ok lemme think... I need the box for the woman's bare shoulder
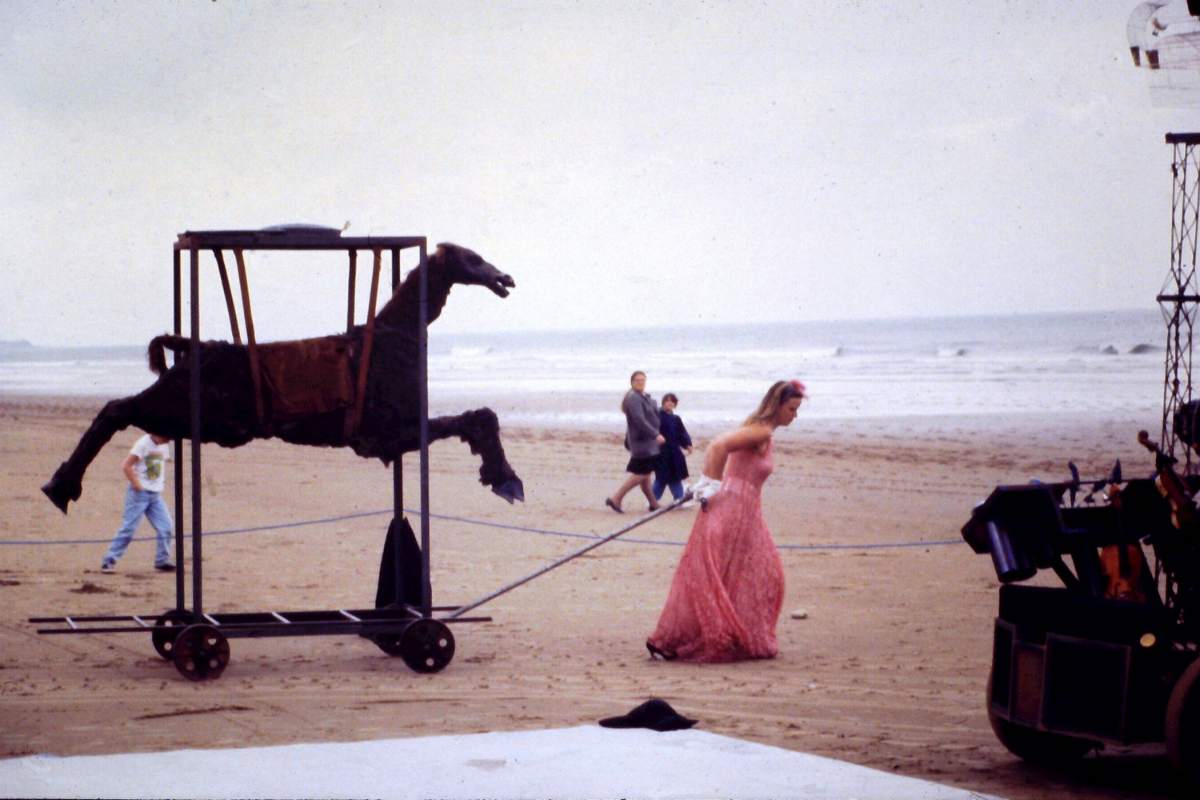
[714,422,772,451]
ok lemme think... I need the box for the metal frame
[1158,136,1200,639]
[30,606,490,639]
[168,227,431,622]
[1160,133,1200,471]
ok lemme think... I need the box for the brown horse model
[42,243,523,513]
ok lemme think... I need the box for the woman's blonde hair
[743,380,806,426]
[621,370,647,411]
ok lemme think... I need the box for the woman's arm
[702,424,771,480]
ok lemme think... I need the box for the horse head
[434,243,515,298]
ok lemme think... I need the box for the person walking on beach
[646,380,807,662]
[606,371,665,513]
[100,433,175,573]
[653,393,693,504]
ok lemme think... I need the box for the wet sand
[0,395,1193,799]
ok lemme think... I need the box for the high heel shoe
[605,498,624,513]
[646,641,677,661]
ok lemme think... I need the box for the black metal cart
[32,226,486,679]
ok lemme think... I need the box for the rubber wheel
[172,624,230,681]
[986,670,1095,765]
[399,618,455,674]
[1167,658,1200,781]
[151,609,191,660]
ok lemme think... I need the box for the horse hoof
[41,481,71,514]
[492,477,524,504]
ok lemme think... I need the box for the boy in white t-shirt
[100,433,175,573]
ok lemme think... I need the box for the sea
[0,309,1170,433]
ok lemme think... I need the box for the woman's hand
[689,475,722,509]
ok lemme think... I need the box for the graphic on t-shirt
[143,454,164,482]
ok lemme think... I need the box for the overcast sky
[2,0,1198,347]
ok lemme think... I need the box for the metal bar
[175,232,425,251]
[346,249,357,333]
[132,616,151,628]
[203,613,220,626]
[173,247,185,613]
[31,615,148,623]
[419,242,431,614]
[190,248,203,621]
[391,247,404,604]
[38,626,162,636]
[442,494,692,620]
[32,607,462,625]
[37,617,493,637]
[344,250,380,440]
[271,612,289,623]
[235,250,266,428]
[213,250,242,344]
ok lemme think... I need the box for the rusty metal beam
[213,250,242,344]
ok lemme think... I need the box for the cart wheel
[151,609,191,660]
[399,618,455,673]
[986,670,1095,765]
[372,628,408,657]
[1167,658,1200,781]
[172,624,230,681]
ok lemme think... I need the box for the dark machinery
[962,135,1200,781]
[962,469,1197,776]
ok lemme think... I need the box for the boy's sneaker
[155,562,176,572]
[100,561,116,573]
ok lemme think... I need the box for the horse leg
[41,393,164,513]
[40,366,206,513]
[428,408,524,503]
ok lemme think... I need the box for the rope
[2,506,960,551]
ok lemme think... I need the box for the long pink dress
[647,438,785,662]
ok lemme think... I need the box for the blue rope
[0,506,955,551]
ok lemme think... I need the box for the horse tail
[147,334,192,375]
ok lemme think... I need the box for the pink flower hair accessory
[784,380,809,400]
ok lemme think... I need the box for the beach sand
[0,396,1192,799]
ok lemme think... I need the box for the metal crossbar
[30,607,490,638]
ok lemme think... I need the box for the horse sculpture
[42,242,523,513]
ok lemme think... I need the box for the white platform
[0,725,1003,800]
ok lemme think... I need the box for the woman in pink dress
[646,380,807,663]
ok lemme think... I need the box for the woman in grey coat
[606,370,665,513]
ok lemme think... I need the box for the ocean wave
[447,346,494,358]
[2,311,1168,420]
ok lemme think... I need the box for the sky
[2,0,1199,347]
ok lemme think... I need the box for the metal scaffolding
[1160,133,1200,472]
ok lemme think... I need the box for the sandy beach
[0,395,1192,799]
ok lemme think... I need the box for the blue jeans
[105,487,173,566]
[653,479,685,501]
